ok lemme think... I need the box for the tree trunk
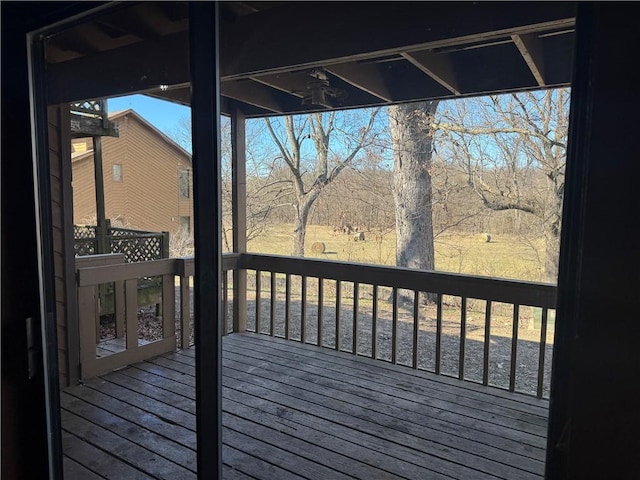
[543,184,563,281]
[389,101,438,269]
[389,101,439,302]
[291,194,316,257]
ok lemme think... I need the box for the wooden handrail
[77,258,178,286]
[238,253,556,309]
[235,252,557,399]
[76,252,557,397]
[177,253,240,277]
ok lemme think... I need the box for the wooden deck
[62,333,549,480]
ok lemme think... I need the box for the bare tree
[166,116,288,251]
[433,89,569,280]
[388,101,439,274]
[265,109,380,256]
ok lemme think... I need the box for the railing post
[233,268,247,333]
[162,271,176,340]
[178,258,192,349]
[161,231,170,259]
[231,107,247,333]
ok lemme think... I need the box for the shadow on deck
[62,333,549,480]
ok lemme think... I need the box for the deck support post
[190,3,223,478]
[231,106,247,333]
[92,135,109,254]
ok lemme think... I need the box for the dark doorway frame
[23,3,223,478]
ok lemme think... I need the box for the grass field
[247,223,549,282]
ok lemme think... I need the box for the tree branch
[432,122,566,149]
[264,117,297,173]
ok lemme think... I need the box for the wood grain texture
[62,332,549,479]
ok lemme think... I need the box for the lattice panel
[74,225,97,240]
[73,225,167,262]
[109,226,158,237]
[110,236,164,263]
[74,238,97,256]
[70,100,104,116]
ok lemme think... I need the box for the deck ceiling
[45,1,577,118]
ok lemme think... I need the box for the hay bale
[480,232,492,243]
[311,241,326,254]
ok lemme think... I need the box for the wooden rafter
[401,51,461,96]
[221,80,302,114]
[220,2,575,80]
[44,1,576,113]
[325,62,394,102]
[511,33,546,86]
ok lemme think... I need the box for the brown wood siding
[72,156,97,223]
[72,112,193,235]
[49,106,69,388]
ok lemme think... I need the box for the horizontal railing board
[77,259,178,286]
[77,254,239,286]
[175,254,239,277]
[238,253,557,309]
[80,338,176,379]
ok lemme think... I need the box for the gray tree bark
[389,101,439,276]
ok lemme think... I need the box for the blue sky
[106,94,389,165]
[108,94,190,137]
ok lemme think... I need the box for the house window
[179,169,190,199]
[112,164,122,182]
[180,216,191,234]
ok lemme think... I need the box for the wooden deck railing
[76,252,556,398]
[175,254,239,347]
[236,253,557,399]
[76,255,177,378]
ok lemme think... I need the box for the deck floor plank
[219,341,547,450]
[62,429,164,480]
[63,332,549,480]
[226,334,549,420]
[61,410,196,479]
[113,366,451,480]
[153,350,544,477]
[61,392,197,471]
[63,456,107,480]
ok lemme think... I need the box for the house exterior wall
[72,111,193,236]
[70,153,96,223]
[49,105,78,388]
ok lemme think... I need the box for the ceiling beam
[401,51,461,96]
[47,30,190,104]
[325,62,394,102]
[249,73,304,98]
[221,1,576,80]
[511,33,546,86]
[221,80,301,114]
[45,2,574,106]
[144,85,191,107]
